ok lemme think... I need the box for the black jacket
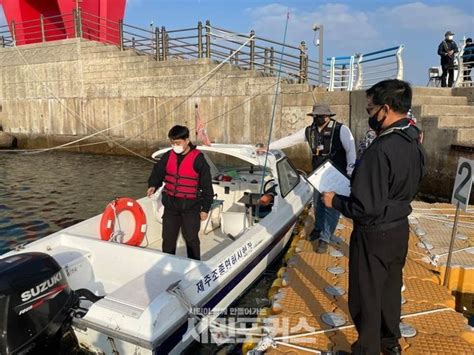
[462,43,474,65]
[333,119,426,227]
[438,40,459,65]
[148,145,214,212]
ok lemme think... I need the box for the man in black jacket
[322,80,426,354]
[147,125,214,260]
[462,37,474,82]
[438,30,459,87]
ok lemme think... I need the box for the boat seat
[220,211,247,237]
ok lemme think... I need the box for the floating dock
[247,203,474,353]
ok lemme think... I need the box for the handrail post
[299,41,307,83]
[270,46,274,74]
[0,36,4,48]
[132,36,136,49]
[454,44,466,87]
[11,21,16,44]
[395,44,404,80]
[304,53,309,83]
[73,9,77,37]
[353,53,364,90]
[264,47,269,73]
[165,32,169,59]
[155,26,160,60]
[328,57,336,91]
[161,26,166,60]
[205,20,211,58]
[249,30,255,70]
[119,19,124,51]
[77,8,82,38]
[347,55,355,91]
[40,15,45,42]
[197,21,203,59]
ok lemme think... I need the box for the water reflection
[0,151,150,254]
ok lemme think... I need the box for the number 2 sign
[451,158,473,211]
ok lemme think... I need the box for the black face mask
[368,106,385,132]
[313,116,327,126]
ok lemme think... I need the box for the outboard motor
[0,252,76,354]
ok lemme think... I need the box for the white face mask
[447,35,454,41]
[172,145,184,154]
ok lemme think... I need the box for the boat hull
[72,217,297,354]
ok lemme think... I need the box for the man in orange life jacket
[147,125,214,260]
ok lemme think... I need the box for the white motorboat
[0,144,313,354]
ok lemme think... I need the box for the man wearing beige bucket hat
[268,103,356,253]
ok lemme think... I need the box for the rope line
[6,36,252,160]
[10,39,153,161]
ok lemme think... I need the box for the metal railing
[0,11,324,85]
[0,10,403,90]
[120,20,325,84]
[327,45,404,91]
[454,42,474,87]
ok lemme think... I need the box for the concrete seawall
[0,39,473,201]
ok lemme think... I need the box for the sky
[1,1,473,85]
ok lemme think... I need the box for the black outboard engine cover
[0,252,75,354]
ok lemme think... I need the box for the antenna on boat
[255,12,290,220]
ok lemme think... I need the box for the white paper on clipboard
[307,161,351,197]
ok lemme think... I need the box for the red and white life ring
[100,197,147,246]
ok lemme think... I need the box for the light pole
[313,24,324,86]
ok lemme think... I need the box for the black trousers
[349,220,409,354]
[441,65,454,87]
[162,207,201,260]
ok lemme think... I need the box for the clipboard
[307,161,351,197]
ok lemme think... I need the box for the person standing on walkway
[147,125,214,260]
[438,30,459,87]
[268,103,356,253]
[462,37,474,82]
[322,79,426,354]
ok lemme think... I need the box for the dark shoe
[316,240,328,253]
[309,229,321,241]
[381,344,402,355]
